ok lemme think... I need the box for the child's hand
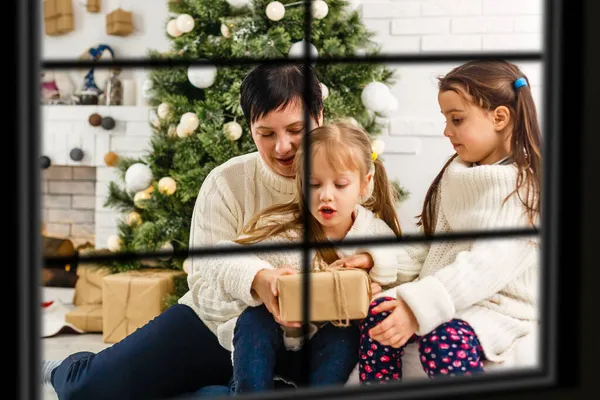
[329,253,374,270]
[371,282,382,296]
[368,298,418,348]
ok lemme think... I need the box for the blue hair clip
[514,77,528,89]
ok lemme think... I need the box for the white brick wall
[41,0,545,239]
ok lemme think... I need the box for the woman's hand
[251,267,302,328]
[329,252,374,270]
[368,298,418,348]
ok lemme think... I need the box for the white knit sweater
[178,151,397,351]
[387,156,540,363]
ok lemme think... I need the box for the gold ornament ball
[158,177,177,195]
[104,151,119,167]
[158,242,174,261]
[134,190,151,208]
[144,183,155,194]
[223,121,243,141]
[126,211,142,227]
[107,235,122,252]
[182,258,192,274]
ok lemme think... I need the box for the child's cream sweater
[383,156,539,363]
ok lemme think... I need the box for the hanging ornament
[288,40,318,64]
[167,124,177,137]
[321,83,329,100]
[70,148,84,162]
[104,151,119,167]
[223,121,243,141]
[167,19,182,37]
[101,116,116,130]
[266,1,285,21]
[312,0,329,19]
[133,190,151,208]
[126,211,142,227]
[378,95,399,118]
[176,14,195,33]
[182,258,192,274]
[157,103,171,119]
[41,155,51,169]
[220,24,231,38]
[107,235,122,252]
[176,123,193,138]
[158,177,177,195]
[187,63,217,88]
[180,112,199,132]
[372,138,386,156]
[158,242,174,260]
[150,113,161,128]
[361,82,393,113]
[125,163,153,193]
[88,113,102,127]
[227,0,250,7]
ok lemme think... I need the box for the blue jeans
[231,305,360,394]
[51,304,233,400]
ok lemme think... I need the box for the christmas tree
[102,0,408,304]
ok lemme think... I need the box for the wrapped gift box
[106,8,133,36]
[102,269,185,343]
[87,0,101,13]
[65,304,103,332]
[73,265,111,306]
[277,269,371,323]
[44,0,74,36]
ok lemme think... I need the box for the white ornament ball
[158,242,174,261]
[167,19,182,37]
[107,235,122,252]
[223,121,243,141]
[126,211,142,227]
[266,1,285,21]
[158,177,177,195]
[182,258,192,274]
[176,123,193,138]
[312,0,329,19]
[176,14,195,33]
[227,0,250,8]
[180,112,199,132]
[150,113,161,128]
[346,117,360,127]
[346,0,361,12]
[372,138,386,156]
[125,163,153,193]
[157,103,171,119]
[288,40,318,64]
[220,24,231,38]
[187,63,217,88]
[378,95,399,118]
[361,82,393,113]
[320,83,329,100]
[133,190,151,208]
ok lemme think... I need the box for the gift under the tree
[72,254,111,306]
[102,269,185,343]
[65,304,103,332]
[44,0,74,36]
[106,8,133,36]
[277,268,372,323]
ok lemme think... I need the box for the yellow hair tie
[371,152,378,161]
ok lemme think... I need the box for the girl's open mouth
[277,156,294,166]
[319,206,336,220]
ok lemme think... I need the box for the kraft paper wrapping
[277,269,371,323]
[65,304,103,332]
[106,8,133,36]
[44,0,74,36]
[102,269,185,343]
[73,264,111,306]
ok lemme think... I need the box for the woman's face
[251,100,322,178]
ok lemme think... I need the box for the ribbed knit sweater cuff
[233,259,275,307]
[396,276,456,335]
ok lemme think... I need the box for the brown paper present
[102,269,185,343]
[73,265,111,306]
[106,8,133,36]
[65,304,103,332]
[277,269,372,323]
[44,0,74,36]
[87,0,101,13]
